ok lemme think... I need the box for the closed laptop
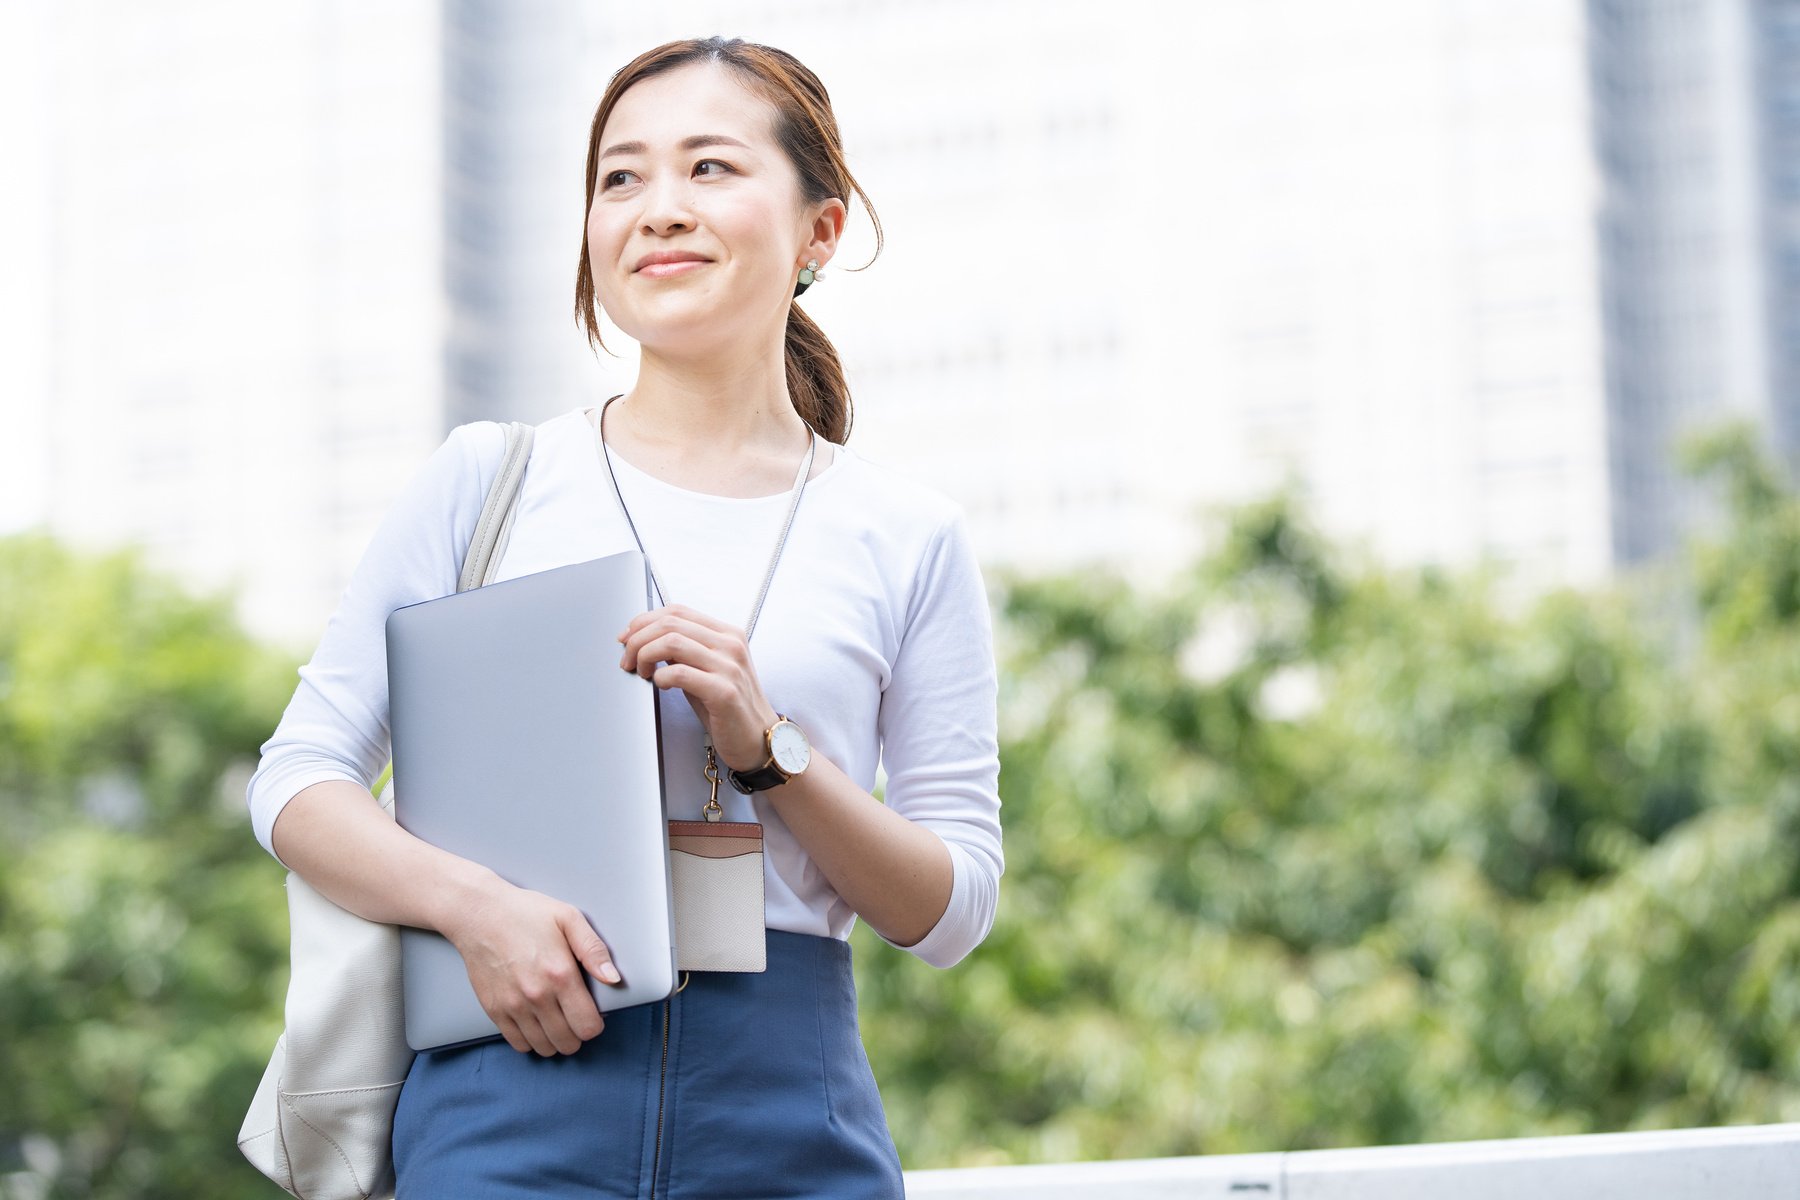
[385,549,676,1051]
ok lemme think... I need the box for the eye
[694,159,733,177]
[601,169,636,190]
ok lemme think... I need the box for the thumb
[560,907,624,986]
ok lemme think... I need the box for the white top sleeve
[245,408,1004,969]
[244,421,503,864]
[870,509,1005,968]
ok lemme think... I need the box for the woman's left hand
[619,603,780,773]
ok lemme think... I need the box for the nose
[639,173,696,237]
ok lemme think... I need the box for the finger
[479,980,532,1053]
[494,1013,530,1055]
[660,603,737,635]
[536,1004,584,1057]
[513,1010,559,1058]
[556,982,605,1044]
[618,613,673,666]
[628,631,729,680]
[624,602,721,632]
[560,907,625,988]
[524,954,590,1055]
[617,608,654,645]
[618,605,702,643]
[619,604,738,649]
[620,616,734,670]
[649,662,714,696]
[624,629,728,679]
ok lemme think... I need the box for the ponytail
[785,302,851,444]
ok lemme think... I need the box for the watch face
[770,720,811,774]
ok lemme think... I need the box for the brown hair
[573,36,882,445]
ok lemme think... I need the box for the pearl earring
[795,258,822,296]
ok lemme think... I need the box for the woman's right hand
[442,879,623,1056]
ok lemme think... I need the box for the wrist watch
[726,714,812,793]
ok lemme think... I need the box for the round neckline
[577,404,848,503]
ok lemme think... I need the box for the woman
[245,34,1003,1199]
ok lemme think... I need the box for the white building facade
[6,0,1793,646]
[5,1,445,648]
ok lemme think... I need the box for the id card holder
[667,820,768,973]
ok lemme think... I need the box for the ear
[800,196,849,271]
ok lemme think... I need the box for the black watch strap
[726,761,790,794]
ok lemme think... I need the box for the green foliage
[0,535,294,1199]
[852,433,1800,1166]
[5,426,1800,1190]
[1681,422,1800,646]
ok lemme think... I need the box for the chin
[626,322,741,360]
[616,303,754,355]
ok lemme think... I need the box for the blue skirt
[391,930,905,1199]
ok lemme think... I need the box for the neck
[615,345,810,455]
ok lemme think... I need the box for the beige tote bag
[237,421,534,1199]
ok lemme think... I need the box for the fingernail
[600,962,622,984]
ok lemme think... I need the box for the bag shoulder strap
[457,420,535,593]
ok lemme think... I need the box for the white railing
[903,1122,1800,1198]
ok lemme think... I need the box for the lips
[637,259,709,279]
[634,250,711,273]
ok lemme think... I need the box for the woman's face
[586,61,842,359]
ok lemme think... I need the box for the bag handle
[458,420,535,593]
[376,420,534,798]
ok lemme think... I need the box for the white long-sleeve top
[245,404,1003,968]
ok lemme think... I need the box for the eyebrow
[599,133,752,160]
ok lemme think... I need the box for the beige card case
[667,820,768,972]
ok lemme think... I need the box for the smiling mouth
[637,260,710,278]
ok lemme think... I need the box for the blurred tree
[0,534,294,1200]
[5,419,1799,1190]
[852,424,1800,1166]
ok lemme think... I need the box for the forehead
[601,61,777,151]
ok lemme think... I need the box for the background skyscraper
[5,0,1794,646]
[3,1,447,646]
[1590,0,1800,565]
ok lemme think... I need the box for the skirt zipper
[648,995,671,1199]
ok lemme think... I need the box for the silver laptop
[385,549,676,1051]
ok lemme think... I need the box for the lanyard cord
[591,392,817,645]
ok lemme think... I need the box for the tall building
[443,0,617,429]
[1128,0,1615,590]
[584,3,1154,572]
[10,0,1795,649]
[586,2,1623,591]
[443,0,1158,569]
[1590,0,1800,567]
[1761,2,1800,464]
[7,1,446,648]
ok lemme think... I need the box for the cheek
[712,201,795,270]
[586,209,629,298]
[586,206,615,259]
